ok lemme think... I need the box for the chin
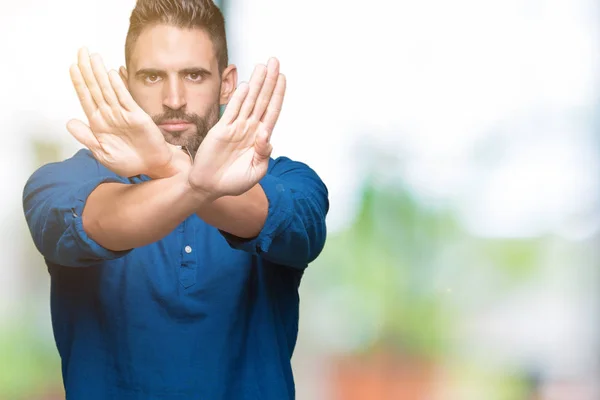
[164,132,203,151]
[161,128,192,142]
[163,135,185,145]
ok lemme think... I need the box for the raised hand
[67,48,177,178]
[188,58,286,198]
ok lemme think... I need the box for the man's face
[123,24,229,152]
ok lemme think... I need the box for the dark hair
[125,0,228,72]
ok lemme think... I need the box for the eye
[144,74,161,84]
[186,72,203,82]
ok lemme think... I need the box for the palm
[67,48,173,178]
[193,119,269,195]
[189,58,286,198]
[85,108,169,178]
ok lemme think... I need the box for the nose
[162,77,187,110]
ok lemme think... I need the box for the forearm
[83,173,209,251]
[195,184,268,239]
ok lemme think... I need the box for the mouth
[158,120,193,132]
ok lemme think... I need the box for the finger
[220,82,250,124]
[90,53,119,108]
[261,73,286,136]
[70,64,97,120]
[108,70,138,111]
[78,47,107,108]
[237,64,267,119]
[66,119,100,151]
[254,128,273,161]
[251,58,280,120]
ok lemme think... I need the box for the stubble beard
[152,104,220,154]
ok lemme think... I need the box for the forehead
[129,24,217,71]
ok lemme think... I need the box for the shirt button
[184,246,192,254]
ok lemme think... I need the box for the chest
[93,217,259,319]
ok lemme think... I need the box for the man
[22,0,328,399]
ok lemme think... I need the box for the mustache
[152,109,203,126]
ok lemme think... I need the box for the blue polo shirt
[22,149,328,400]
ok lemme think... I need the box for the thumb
[67,119,100,150]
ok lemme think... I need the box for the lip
[159,121,192,131]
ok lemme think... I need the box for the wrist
[149,146,193,179]
[162,171,215,209]
[148,163,179,180]
[186,176,221,203]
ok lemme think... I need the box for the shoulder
[24,148,129,194]
[267,156,321,178]
[30,149,123,181]
[265,156,328,200]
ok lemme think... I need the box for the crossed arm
[82,176,269,251]
[23,48,328,268]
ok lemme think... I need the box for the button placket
[179,219,197,288]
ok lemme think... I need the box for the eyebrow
[135,67,212,77]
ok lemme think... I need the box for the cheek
[129,84,162,114]
[186,86,221,116]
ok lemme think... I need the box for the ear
[219,64,238,105]
[119,66,129,90]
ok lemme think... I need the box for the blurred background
[1,0,599,399]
